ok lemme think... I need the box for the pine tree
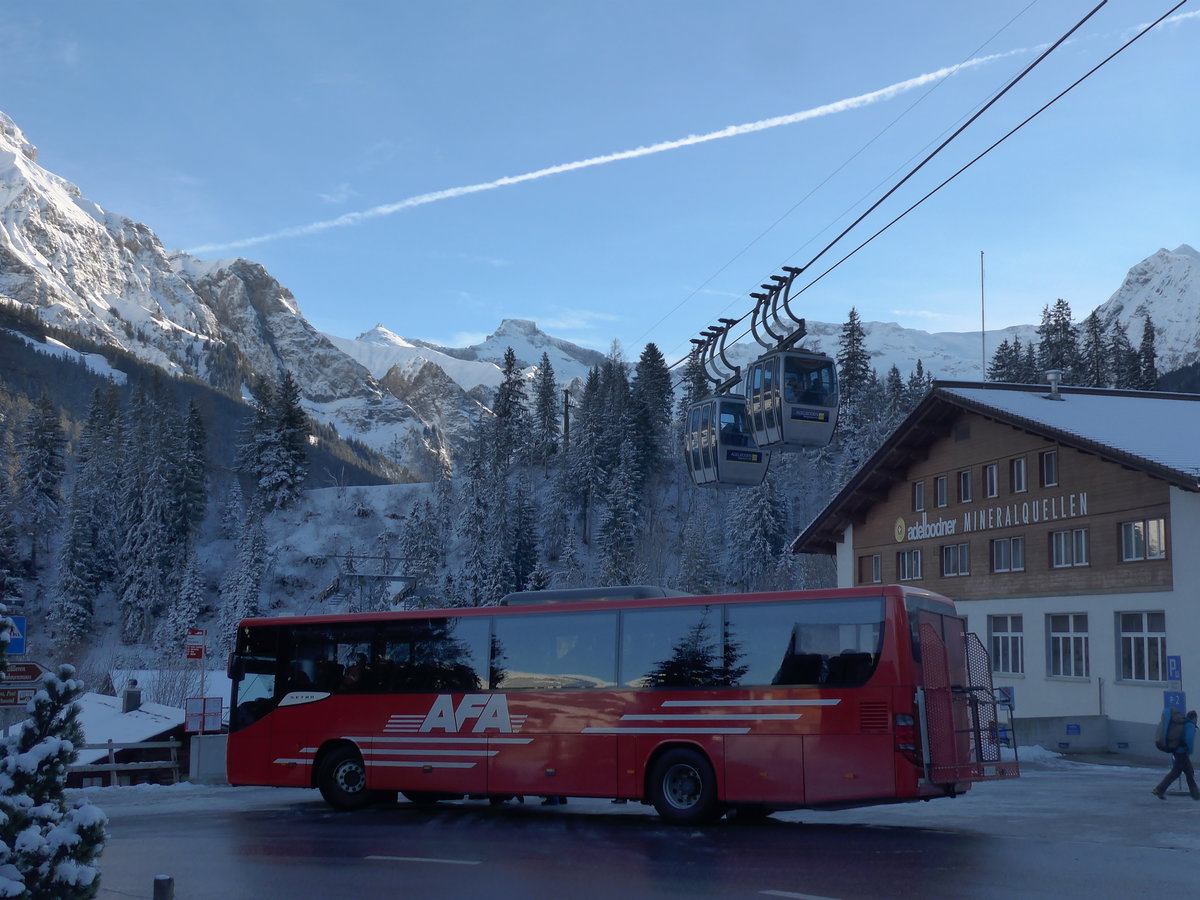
[987,339,1019,382]
[1108,321,1140,389]
[629,343,675,482]
[180,400,209,533]
[674,498,721,594]
[725,469,791,591]
[836,308,872,408]
[13,395,66,570]
[1137,315,1159,390]
[1036,299,1079,381]
[596,439,643,585]
[221,480,246,540]
[553,522,587,588]
[218,507,268,653]
[531,352,561,467]
[50,480,99,644]
[154,548,206,655]
[238,374,309,511]
[0,661,107,900]
[1078,312,1108,387]
[0,476,22,607]
[490,348,531,472]
[506,474,540,594]
[1018,340,1039,384]
[905,359,933,407]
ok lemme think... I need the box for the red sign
[185,644,206,660]
[0,686,37,708]
[2,661,50,684]
[185,628,207,646]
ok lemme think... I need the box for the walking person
[1152,708,1199,799]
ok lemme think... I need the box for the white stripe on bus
[580,727,752,734]
[618,714,802,721]
[661,699,841,707]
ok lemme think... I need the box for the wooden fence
[69,739,182,786]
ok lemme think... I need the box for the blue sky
[3,2,1197,362]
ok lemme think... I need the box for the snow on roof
[940,383,1200,483]
[72,692,185,766]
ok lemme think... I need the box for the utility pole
[562,388,572,451]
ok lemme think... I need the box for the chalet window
[991,536,1025,573]
[1120,519,1166,561]
[984,463,998,498]
[898,549,922,581]
[958,470,972,503]
[1040,449,1059,487]
[941,542,970,577]
[1010,457,1027,494]
[989,615,1024,674]
[1118,612,1166,682]
[1048,614,1089,678]
[858,554,882,584]
[1051,528,1089,568]
[935,475,948,508]
[912,481,925,512]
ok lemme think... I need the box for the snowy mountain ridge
[2,108,1198,483]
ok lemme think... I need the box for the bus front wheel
[648,748,721,826]
[318,746,371,810]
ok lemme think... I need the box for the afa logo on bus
[420,693,521,733]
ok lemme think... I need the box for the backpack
[1155,710,1188,753]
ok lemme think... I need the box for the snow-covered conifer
[0,661,107,900]
[13,396,66,571]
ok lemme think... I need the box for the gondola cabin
[684,395,769,486]
[746,350,838,450]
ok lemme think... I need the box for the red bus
[226,585,1017,825]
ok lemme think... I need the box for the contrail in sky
[188,47,1035,256]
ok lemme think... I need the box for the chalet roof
[792,381,1200,555]
[73,692,185,765]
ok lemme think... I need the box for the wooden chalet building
[793,381,1200,756]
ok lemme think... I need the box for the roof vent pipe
[1044,370,1064,401]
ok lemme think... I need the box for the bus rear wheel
[318,746,371,810]
[649,748,721,826]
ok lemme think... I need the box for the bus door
[228,624,286,786]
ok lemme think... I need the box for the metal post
[562,388,571,451]
[153,874,174,900]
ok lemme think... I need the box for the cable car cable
[666,0,1185,388]
[632,2,1046,360]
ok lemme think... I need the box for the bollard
[153,874,174,900]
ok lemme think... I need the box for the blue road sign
[1166,655,1182,682]
[6,616,25,655]
[1164,691,1186,712]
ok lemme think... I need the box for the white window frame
[1010,457,1027,494]
[912,481,925,512]
[941,542,970,577]
[935,475,948,508]
[990,614,1024,675]
[898,549,922,581]
[991,536,1025,573]
[1040,449,1058,487]
[1048,613,1089,678]
[1120,518,1166,562]
[1051,528,1089,568]
[984,463,998,498]
[958,470,972,503]
[1118,611,1166,682]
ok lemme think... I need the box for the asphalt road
[86,755,1197,900]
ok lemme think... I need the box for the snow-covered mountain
[1092,244,1200,372]
[2,107,1197,483]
